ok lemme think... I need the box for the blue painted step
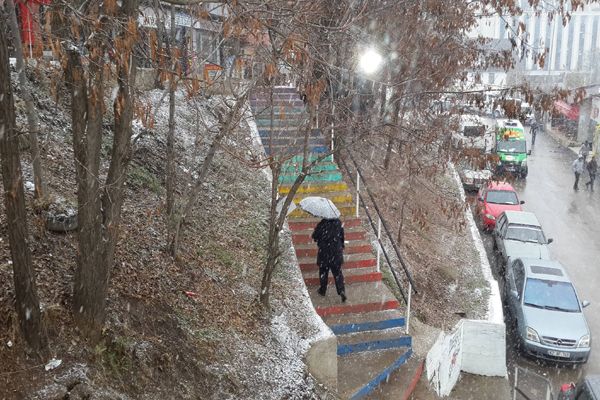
[260,138,327,147]
[331,317,406,335]
[258,128,324,138]
[337,335,411,356]
[350,348,413,400]
[264,145,329,156]
[255,118,308,127]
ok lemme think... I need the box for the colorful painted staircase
[250,87,413,399]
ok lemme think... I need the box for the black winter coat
[312,218,345,267]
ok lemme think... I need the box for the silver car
[493,210,553,272]
[505,258,591,363]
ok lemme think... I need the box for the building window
[578,18,586,70]
[489,72,495,85]
[196,29,220,65]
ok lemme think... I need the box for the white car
[452,114,493,152]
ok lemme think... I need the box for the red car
[476,181,524,230]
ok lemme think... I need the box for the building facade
[471,1,600,88]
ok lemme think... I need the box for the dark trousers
[574,172,581,190]
[586,173,596,191]
[319,262,345,295]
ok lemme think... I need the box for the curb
[448,163,504,324]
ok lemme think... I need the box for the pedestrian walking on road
[573,155,585,191]
[586,155,598,192]
[580,141,591,162]
[312,218,346,302]
[531,122,537,145]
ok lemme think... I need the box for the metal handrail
[343,150,418,294]
[339,156,408,305]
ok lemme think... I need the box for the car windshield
[506,225,546,243]
[463,125,485,137]
[486,190,518,205]
[497,140,526,153]
[523,278,581,312]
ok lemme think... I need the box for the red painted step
[296,244,371,258]
[316,300,400,317]
[288,217,363,232]
[292,230,365,245]
[304,272,382,286]
[299,256,376,271]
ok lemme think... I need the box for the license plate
[548,350,570,358]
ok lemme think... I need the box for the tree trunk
[5,0,45,199]
[0,22,48,355]
[69,1,139,340]
[166,6,176,216]
[67,45,106,340]
[259,165,281,308]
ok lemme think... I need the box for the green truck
[494,119,530,178]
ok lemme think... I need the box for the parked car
[558,375,600,400]
[493,211,553,272]
[477,181,524,231]
[457,154,492,192]
[505,258,591,364]
[451,114,492,152]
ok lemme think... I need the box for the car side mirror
[478,196,484,202]
[527,150,532,155]
[547,238,554,244]
[520,200,525,204]
[582,300,591,308]
[511,290,519,299]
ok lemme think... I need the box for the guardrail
[338,151,418,332]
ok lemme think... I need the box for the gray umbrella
[298,196,341,219]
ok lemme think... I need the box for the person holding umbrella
[299,197,347,302]
[312,217,346,302]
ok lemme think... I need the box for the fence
[338,150,417,332]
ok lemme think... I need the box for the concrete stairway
[250,87,413,399]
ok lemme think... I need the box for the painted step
[264,145,328,156]
[312,281,400,317]
[284,154,334,164]
[288,205,355,218]
[304,268,383,286]
[258,128,322,137]
[288,216,363,231]
[294,240,371,258]
[291,192,354,208]
[255,118,309,127]
[337,327,411,356]
[282,163,339,174]
[292,228,364,245]
[363,357,424,400]
[260,137,328,148]
[251,99,305,107]
[254,108,306,117]
[338,347,413,400]
[324,309,406,335]
[278,171,342,184]
[279,181,348,195]
[252,86,298,94]
[298,253,376,272]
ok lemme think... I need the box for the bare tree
[4,0,46,199]
[0,18,48,355]
[60,0,140,340]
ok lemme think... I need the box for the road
[477,122,600,395]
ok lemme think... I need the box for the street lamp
[358,48,383,75]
